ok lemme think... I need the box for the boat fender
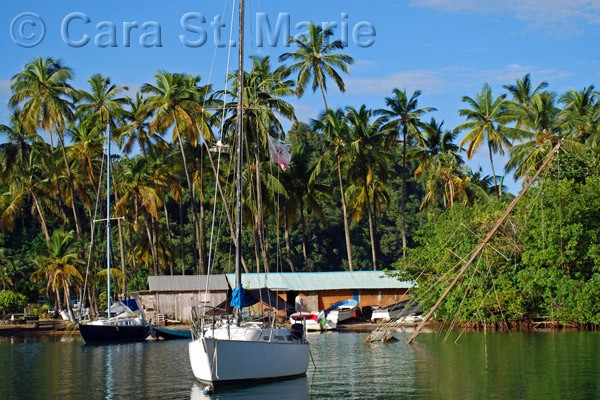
[203,384,214,395]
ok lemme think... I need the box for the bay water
[0,330,598,399]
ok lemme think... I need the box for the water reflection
[189,376,310,400]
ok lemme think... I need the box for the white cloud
[410,0,600,33]
[346,70,446,95]
[344,64,570,97]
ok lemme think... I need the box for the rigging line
[80,138,106,320]
[201,0,233,116]
[205,0,237,298]
[460,222,510,261]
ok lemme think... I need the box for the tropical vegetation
[0,47,598,326]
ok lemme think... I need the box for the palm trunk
[173,120,204,274]
[254,145,270,273]
[337,154,353,270]
[30,190,50,242]
[400,127,408,258]
[366,187,377,270]
[164,203,174,275]
[283,214,296,272]
[57,133,84,244]
[319,83,328,110]
[117,219,127,296]
[488,141,499,197]
[299,200,309,265]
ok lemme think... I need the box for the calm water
[0,331,598,399]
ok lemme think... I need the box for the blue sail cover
[230,285,257,309]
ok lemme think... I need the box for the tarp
[230,286,294,312]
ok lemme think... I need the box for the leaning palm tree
[455,83,512,196]
[311,108,355,270]
[142,71,214,274]
[9,57,81,240]
[279,22,354,109]
[377,89,435,258]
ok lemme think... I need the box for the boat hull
[152,326,192,340]
[78,323,150,343]
[189,336,309,386]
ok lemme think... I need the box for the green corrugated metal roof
[225,271,413,291]
[148,275,229,292]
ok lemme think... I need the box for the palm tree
[558,86,599,143]
[114,154,179,275]
[1,115,53,241]
[420,152,470,210]
[503,73,548,128]
[9,57,76,151]
[9,58,81,241]
[344,105,393,270]
[224,56,296,272]
[32,230,83,319]
[118,94,168,156]
[505,91,583,180]
[377,89,435,257]
[77,73,129,130]
[455,83,512,196]
[142,71,214,274]
[279,123,330,271]
[279,22,354,109]
[0,248,14,290]
[311,108,355,270]
[413,117,462,180]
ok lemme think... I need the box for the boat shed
[136,275,229,324]
[226,271,414,316]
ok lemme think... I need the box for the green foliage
[0,290,27,314]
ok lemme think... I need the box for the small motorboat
[371,300,423,323]
[324,299,358,324]
[289,312,337,331]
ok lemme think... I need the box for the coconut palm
[455,83,512,196]
[142,71,214,274]
[344,105,394,270]
[32,230,83,319]
[118,94,168,156]
[9,57,82,241]
[224,56,296,272]
[279,22,354,109]
[558,86,600,143]
[311,108,355,270]
[77,73,129,131]
[377,89,435,258]
[9,57,76,151]
[413,117,462,180]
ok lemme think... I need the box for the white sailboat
[188,0,309,388]
[78,124,150,344]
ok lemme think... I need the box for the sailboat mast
[106,123,112,319]
[234,0,245,326]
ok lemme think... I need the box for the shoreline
[1,318,597,337]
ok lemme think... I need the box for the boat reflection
[190,376,309,400]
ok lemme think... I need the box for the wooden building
[136,275,229,324]
[136,272,413,323]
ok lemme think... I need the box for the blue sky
[2,0,600,193]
